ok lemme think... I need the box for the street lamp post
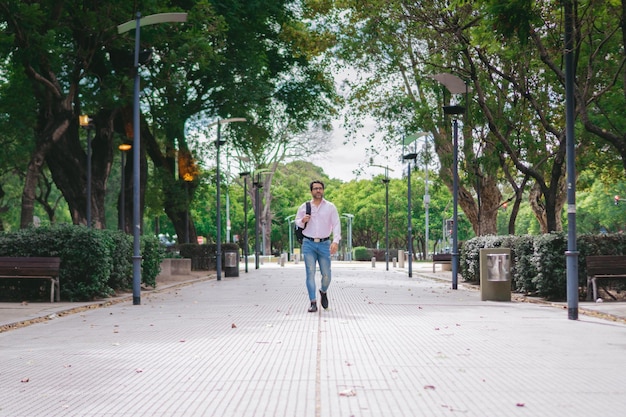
[564,0,579,320]
[371,164,393,271]
[117,12,188,305]
[253,173,262,269]
[405,132,431,260]
[443,105,464,290]
[79,115,93,228]
[285,214,295,261]
[402,137,418,278]
[432,73,468,290]
[342,213,354,261]
[210,118,247,281]
[239,172,250,273]
[118,143,132,232]
[252,169,270,269]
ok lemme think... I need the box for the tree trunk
[46,111,115,229]
[21,119,70,228]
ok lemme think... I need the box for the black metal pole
[86,127,92,229]
[243,175,249,273]
[131,12,142,305]
[564,0,578,320]
[120,150,125,231]
[407,162,413,278]
[254,174,261,269]
[216,122,222,281]
[452,119,459,290]
[383,177,390,271]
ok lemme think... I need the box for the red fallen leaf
[21,378,29,383]
[135,369,143,373]
[434,327,440,330]
[231,323,237,328]
[424,385,436,390]
[516,403,525,407]
[179,339,186,342]
[339,388,357,397]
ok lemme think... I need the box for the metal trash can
[224,250,239,277]
[479,248,511,301]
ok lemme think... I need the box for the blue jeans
[302,238,332,301]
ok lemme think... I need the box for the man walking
[295,180,341,312]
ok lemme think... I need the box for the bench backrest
[586,255,626,275]
[0,257,61,277]
[433,254,452,262]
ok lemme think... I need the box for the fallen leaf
[424,385,436,390]
[231,323,237,328]
[339,389,357,397]
[20,378,29,383]
[516,403,525,407]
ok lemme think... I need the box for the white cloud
[312,119,406,182]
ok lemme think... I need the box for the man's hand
[330,242,338,255]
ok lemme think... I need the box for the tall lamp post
[285,214,295,261]
[371,164,393,270]
[405,132,431,260]
[443,105,463,290]
[563,0,579,320]
[118,12,188,305]
[342,213,354,261]
[118,143,132,231]
[209,118,247,281]
[252,169,270,269]
[402,145,418,278]
[432,73,468,290]
[239,172,250,273]
[79,115,94,228]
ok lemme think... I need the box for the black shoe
[319,290,328,309]
[308,303,318,313]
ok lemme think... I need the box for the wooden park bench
[0,257,61,302]
[586,255,626,301]
[432,253,452,272]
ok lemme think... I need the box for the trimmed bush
[353,246,371,261]
[0,225,164,301]
[460,232,626,301]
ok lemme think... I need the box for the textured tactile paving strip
[1,263,625,416]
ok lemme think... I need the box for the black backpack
[295,202,311,244]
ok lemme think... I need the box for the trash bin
[479,248,511,301]
[224,250,239,277]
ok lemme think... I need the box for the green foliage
[532,233,567,300]
[99,229,133,291]
[461,233,626,301]
[0,225,111,301]
[0,225,163,301]
[353,246,371,261]
[141,234,164,289]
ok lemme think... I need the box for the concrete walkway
[1,261,625,416]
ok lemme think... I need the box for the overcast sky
[312,120,407,183]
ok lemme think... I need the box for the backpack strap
[303,201,311,230]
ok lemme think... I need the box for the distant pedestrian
[295,180,341,312]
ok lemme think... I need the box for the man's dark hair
[310,180,325,191]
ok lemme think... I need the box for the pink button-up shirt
[295,199,341,244]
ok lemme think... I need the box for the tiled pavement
[1,262,625,417]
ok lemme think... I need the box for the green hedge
[460,233,626,300]
[353,246,370,261]
[0,225,164,301]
